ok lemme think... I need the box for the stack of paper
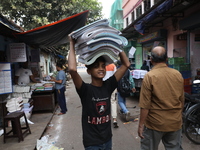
[35,86,45,91]
[6,97,23,113]
[71,19,128,65]
[44,83,53,91]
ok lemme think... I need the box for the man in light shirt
[15,62,39,85]
[103,63,119,128]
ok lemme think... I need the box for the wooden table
[31,89,56,112]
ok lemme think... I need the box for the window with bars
[131,11,135,22]
[126,17,129,27]
[136,5,142,19]
[144,0,151,12]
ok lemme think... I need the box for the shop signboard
[129,46,136,58]
[137,29,167,44]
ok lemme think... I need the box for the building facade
[122,0,200,80]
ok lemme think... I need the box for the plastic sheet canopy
[14,10,89,48]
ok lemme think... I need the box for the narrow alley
[41,68,200,150]
[0,68,199,150]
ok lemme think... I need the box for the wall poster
[9,43,27,62]
[0,63,13,94]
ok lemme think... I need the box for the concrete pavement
[0,112,53,150]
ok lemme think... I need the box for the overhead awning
[0,14,23,38]
[14,10,89,48]
[179,11,200,30]
[134,0,173,35]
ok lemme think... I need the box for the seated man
[15,62,39,85]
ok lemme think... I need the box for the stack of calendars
[71,19,128,65]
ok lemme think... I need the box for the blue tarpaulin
[134,0,173,35]
[57,54,65,59]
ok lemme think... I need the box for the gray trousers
[141,127,183,150]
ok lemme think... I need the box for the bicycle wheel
[184,103,200,144]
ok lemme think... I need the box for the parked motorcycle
[183,80,200,144]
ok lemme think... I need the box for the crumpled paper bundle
[37,135,64,150]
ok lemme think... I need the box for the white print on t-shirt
[92,97,109,102]
[96,101,107,115]
[99,105,105,113]
[88,115,111,125]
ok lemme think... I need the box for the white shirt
[103,63,116,81]
[15,68,33,85]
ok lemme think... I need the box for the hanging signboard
[9,43,27,62]
[137,29,167,44]
[0,63,13,94]
[129,46,136,58]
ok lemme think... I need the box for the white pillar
[142,1,144,14]
[134,9,137,20]
[151,0,154,7]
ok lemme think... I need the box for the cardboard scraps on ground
[123,118,139,124]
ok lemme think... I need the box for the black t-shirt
[76,75,117,147]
